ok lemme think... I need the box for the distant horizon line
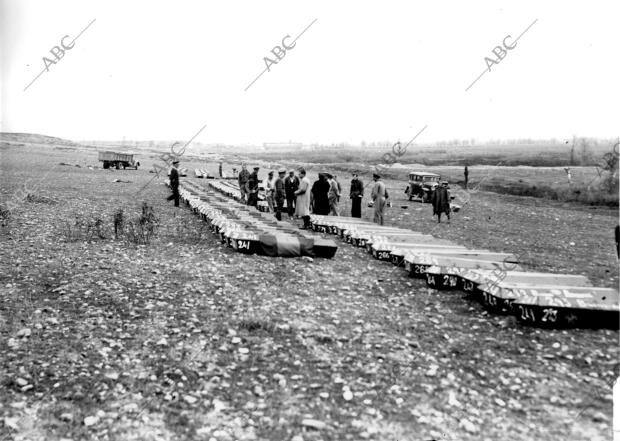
[1,131,618,147]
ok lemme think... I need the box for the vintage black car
[405,171,441,202]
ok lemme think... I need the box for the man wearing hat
[371,173,389,225]
[295,169,312,228]
[274,169,286,221]
[247,166,260,207]
[349,173,364,218]
[167,159,180,207]
[431,181,451,223]
[284,170,299,218]
[326,173,340,216]
[238,164,250,203]
[264,171,276,212]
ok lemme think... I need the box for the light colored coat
[295,176,311,216]
[371,180,388,225]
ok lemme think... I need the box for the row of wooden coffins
[207,179,273,212]
[194,169,237,180]
[308,215,619,328]
[177,181,337,258]
[194,168,211,178]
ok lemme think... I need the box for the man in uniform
[238,164,250,203]
[247,166,260,207]
[274,169,286,221]
[167,159,180,207]
[371,173,389,225]
[284,170,299,218]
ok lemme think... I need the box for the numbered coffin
[420,257,523,284]
[373,242,465,262]
[511,287,619,328]
[466,271,592,305]
[392,249,506,267]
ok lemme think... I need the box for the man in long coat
[371,173,389,225]
[311,173,331,215]
[284,170,299,217]
[247,166,260,207]
[295,169,311,228]
[167,160,180,207]
[326,173,340,216]
[349,173,364,218]
[265,171,275,212]
[274,169,286,221]
[431,181,451,223]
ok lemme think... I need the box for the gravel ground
[0,144,618,441]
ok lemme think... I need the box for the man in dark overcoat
[349,173,364,218]
[167,160,180,207]
[247,166,260,207]
[431,181,451,223]
[284,170,300,217]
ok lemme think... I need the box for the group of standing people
[172,160,451,227]
[237,164,395,226]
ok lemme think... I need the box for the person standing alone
[349,173,363,218]
[431,181,451,223]
[464,165,469,190]
[167,160,180,207]
[284,170,299,218]
[371,173,389,225]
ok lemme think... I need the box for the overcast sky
[1,0,618,145]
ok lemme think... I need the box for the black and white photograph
[1,1,619,440]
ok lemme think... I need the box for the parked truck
[98,151,140,169]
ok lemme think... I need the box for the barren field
[248,141,619,207]
[1,142,618,441]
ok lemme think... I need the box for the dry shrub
[62,213,110,241]
[0,204,11,228]
[121,202,160,245]
[25,193,57,205]
[62,203,160,243]
[113,208,125,239]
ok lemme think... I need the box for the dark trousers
[286,196,295,217]
[436,212,450,223]
[275,197,285,221]
[167,187,179,207]
[351,197,362,218]
[302,215,311,228]
[247,192,258,207]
